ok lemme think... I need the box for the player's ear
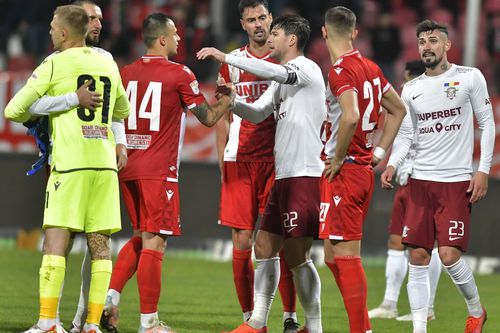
[289,34,297,48]
[159,35,167,47]
[352,29,358,40]
[322,26,328,40]
[240,18,245,31]
[444,38,451,52]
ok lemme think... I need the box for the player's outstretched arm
[191,94,235,127]
[197,47,297,85]
[372,87,406,166]
[230,84,274,124]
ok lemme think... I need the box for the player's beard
[86,35,99,47]
[422,52,442,69]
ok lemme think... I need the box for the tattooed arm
[190,94,234,127]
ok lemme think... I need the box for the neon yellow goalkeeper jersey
[27,47,129,171]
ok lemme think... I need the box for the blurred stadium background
[0,0,499,273]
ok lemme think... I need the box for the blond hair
[54,5,89,37]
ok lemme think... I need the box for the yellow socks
[39,255,66,323]
[87,259,112,325]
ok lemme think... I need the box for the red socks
[109,236,142,292]
[327,256,371,333]
[137,249,164,313]
[232,248,254,312]
[278,250,296,312]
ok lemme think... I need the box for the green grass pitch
[0,248,498,332]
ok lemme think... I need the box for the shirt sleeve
[328,66,357,98]
[469,69,495,174]
[232,82,275,123]
[4,55,53,122]
[112,67,130,120]
[4,86,42,122]
[29,93,79,115]
[225,54,298,85]
[26,57,54,97]
[177,65,207,110]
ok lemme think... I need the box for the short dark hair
[238,0,269,17]
[142,13,172,48]
[416,19,448,37]
[54,5,89,37]
[270,15,311,52]
[324,6,356,36]
[405,60,426,78]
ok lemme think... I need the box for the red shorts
[120,179,181,236]
[219,161,275,230]
[260,177,320,239]
[388,185,409,235]
[319,164,374,240]
[402,178,471,251]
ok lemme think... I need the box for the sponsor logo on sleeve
[190,80,200,95]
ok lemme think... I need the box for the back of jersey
[326,50,391,165]
[28,47,127,172]
[119,56,206,181]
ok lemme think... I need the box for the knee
[409,248,431,265]
[438,248,461,266]
[232,229,253,250]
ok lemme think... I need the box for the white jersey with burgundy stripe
[401,64,494,182]
[219,46,276,163]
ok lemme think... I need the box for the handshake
[214,77,235,104]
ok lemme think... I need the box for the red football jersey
[219,45,276,162]
[119,55,206,181]
[325,49,391,165]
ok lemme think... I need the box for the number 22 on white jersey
[126,81,162,131]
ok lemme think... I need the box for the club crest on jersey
[444,82,459,100]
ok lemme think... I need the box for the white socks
[428,248,442,311]
[382,249,407,309]
[72,249,92,327]
[141,312,159,328]
[291,260,322,333]
[407,264,430,333]
[283,312,297,322]
[243,311,252,322]
[248,257,280,329]
[445,258,483,317]
[107,288,121,306]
